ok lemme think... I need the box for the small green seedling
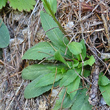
[22,0,96,109]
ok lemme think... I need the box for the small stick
[101,14,110,50]
[48,68,57,103]
[60,88,67,110]
[0,59,15,70]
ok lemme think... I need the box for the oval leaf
[35,72,63,88]
[67,42,83,55]
[22,42,55,60]
[24,76,60,99]
[22,64,54,80]
[0,20,10,48]
[40,11,71,58]
[24,75,59,99]
[66,77,80,100]
[71,88,92,110]
[99,84,110,106]
[22,64,66,80]
[98,73,110,86]
[59,69,81,87]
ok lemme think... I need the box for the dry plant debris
[0,0,110,110]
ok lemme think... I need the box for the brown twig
[51,87,63,108]
[48,68,57,104]
[60,88,67,110]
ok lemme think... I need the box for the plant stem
[43,0,70,40]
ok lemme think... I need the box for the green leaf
[71,88,92,110]
[80,40,86,60]
[83,69,91,78]
[25,84,52,99]
[24,76,59,99]
[76,40,86,61]
[59,69,81,87]
[98,73,110,86]
[8,0,36,11]
[67,42,83,55]
[54,50,67,65]
[0,0,7,9]
[0,20,10,48]
[66,61,73,68]
[22,64,66,80]
[84,55,95,66]
[47,64,67,74]
[40,11,71,57]
[35,72,63,88]
[99,84,110,106]
[66,77,80,100]
[40,11,68,47]
[22,42,55,60]
[42,0,57,15]
[73,59,79,69]
[54,87,92,110]
[22,64,56,80]
[78,55,95,68]
[54,88,75,110]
